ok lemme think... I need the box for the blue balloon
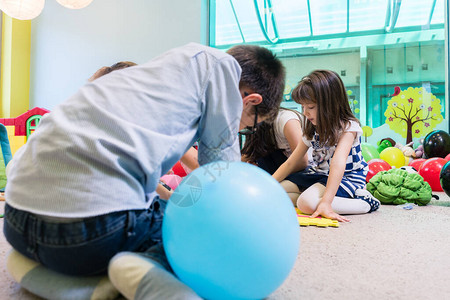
[163,161,300,300]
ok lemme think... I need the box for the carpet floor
[1,192,449,300]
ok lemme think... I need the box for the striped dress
[288,120,368,198]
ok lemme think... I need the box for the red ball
[366,159,391,182]
[172,161,188,177]
[445,153,450,161]
[418,158,447,191]
[408,158,427,172]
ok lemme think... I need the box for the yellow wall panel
[0,13,31,118]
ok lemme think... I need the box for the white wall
[282,52,361,89]
[30,0,205,110]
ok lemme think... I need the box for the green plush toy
[377,137,395,153]
[366,168,432,206]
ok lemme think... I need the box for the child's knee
[296,183,324,213]
[296,195,317,214]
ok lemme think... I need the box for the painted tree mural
[384,87,443,144]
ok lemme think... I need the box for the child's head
[241,107,303,162]
[88,61,137,81]
[227,45,285,120]
[292,70,357,146]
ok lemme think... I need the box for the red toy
[408,158,427,172]
[445,153,450,161]
[418,157,447,191]
[366,159,391,182]
[171,161,188,177]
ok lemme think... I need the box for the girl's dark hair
[227,45,286,120]
[291,70,358,147]
[241,108,302,162]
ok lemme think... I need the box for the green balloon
[361,143,380,162]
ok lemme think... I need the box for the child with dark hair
[241,107,310,177]
[4,43,285,298]
[273,70,380,222]
[227,45,286,121]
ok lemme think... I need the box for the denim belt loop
[26,215,41,262]
[126,211,136,237]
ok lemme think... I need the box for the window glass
[431,0,445,24]
[349,0,388,31]
[396,0,439,27]
[309,0,347,35]
[272,0,310,39]
[211,0,448,145]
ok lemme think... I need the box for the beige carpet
[1,192,450,300]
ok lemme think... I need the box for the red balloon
[408,158,427,172]
[366,159,391,182]
[418,158,447,191]
[445,153,450,161]
[172,161,188,177]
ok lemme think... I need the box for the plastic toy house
[0,107,50,155]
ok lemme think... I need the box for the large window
[210,0,448,145]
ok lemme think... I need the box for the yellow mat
[296,208,339,228]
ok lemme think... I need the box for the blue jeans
[3,198,167,276]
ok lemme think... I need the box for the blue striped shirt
[302,120,368,196]
[6,43,242,217]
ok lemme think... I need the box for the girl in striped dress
[273,70,380,222]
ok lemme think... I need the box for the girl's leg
[297,183,377,215]
[329,196,371,214]
[280,180,301,206]
[296,183,325,214]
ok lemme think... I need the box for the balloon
[171,161,188,177]
[361,143,380,162]
[423,130,450,159]
[366,159,391,182]
[379,147,405,168]
[445,153,450,161]
[408,158,426,172]
[440,161,450,197]
[163,161,300,300]
[419,158,447,191]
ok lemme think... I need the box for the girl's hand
[310,202,350,223]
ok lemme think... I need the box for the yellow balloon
[379,147,405,168]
